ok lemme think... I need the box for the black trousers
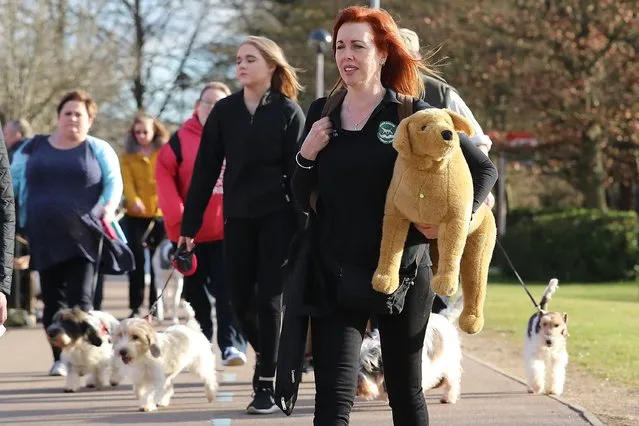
[183,240,246,352]
[224,208,295,386]
[39,256,96,362]
[311,259,435,426]
[124,216,162,312]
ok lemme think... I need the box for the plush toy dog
[372,108,496,334]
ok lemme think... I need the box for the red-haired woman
[292,6,497,425]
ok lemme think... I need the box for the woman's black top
[291,89,498,272]
[181,89,305,237]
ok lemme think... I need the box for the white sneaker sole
[246,405,278,415]
[222,353,247,367]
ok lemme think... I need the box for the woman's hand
[299,117,332,161]
[177,236,195,252]
[415,223,439,240]
[131,199,146,214]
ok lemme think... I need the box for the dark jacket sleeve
[291,99,325,212]
[0,121,16,295]
[283,102,306,191]
[180,105,225,238]
[459,135,498,213]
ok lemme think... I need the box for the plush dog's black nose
[441,130,453,141]
[545,339,552,346]
[119,348,128,357]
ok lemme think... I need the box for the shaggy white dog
[357,295,464,404]
[113,302,217,412]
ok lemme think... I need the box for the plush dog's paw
[372,271,399,294]
[431,273,458,296]
[458,311,484,334]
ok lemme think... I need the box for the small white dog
[357,295,464,403]
[113,301,217,412]
[46,308,121,392]
[151,239,184,324]
[524,278,569,395]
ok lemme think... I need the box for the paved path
[0,279,601,425]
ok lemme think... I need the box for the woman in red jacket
[155,82,247,366]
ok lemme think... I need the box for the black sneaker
[246,387,278,414]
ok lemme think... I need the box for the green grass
[483,279,639,387]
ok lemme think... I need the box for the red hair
[331,6,426,97]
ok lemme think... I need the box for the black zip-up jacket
[0,120,16,296]
[292,90,498,271]
[181,89,305,237]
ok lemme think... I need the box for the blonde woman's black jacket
[0,120,16,296]
[181,89,305,237]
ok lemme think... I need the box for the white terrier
[151,239,184,324]
[113,301,217,412]
[357,295,464,403]
[46,308,121,392]
[524,278,569,395]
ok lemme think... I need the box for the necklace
[344,92,384,130]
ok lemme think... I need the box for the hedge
[497,209,638,282]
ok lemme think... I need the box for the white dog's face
[46,307,104,349]
[113,318,161,364]
[538,312,569,347]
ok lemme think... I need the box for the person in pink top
[155,82,247,366]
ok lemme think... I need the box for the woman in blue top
[12,90,124,376]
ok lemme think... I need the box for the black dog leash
[494,238,540,311]
[146,267,177,319]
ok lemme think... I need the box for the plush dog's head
[356,333,387,400]
[113,318,160,364]
[536,311,569,347]
[394,108,475,163]
[46,307,104,349]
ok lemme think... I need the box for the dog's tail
[181,301,201,331]
[439,294,464,324]
[539,278,559,312]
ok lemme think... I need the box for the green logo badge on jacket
[377,121,396,144]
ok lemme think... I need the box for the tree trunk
[577,130,608,210]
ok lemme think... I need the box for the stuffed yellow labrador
[372,108,496,334]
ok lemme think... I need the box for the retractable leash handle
[172,244,197,276]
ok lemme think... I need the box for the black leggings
[224,208,294,386]
[311,261,435,426]
[40,256,96,362]
[183,241,246,352]
[124,216,162,312]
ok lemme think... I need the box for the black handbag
[274,308,309,416]
[276,211,331,416]
[337,244,427,315]
[281,211,331,317]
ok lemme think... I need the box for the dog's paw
[85,383,96,389]
[440,396,458,404]
[546,388,563,396]
[138,404,157,412]
[431,273,458,296]
[372,272,399,294]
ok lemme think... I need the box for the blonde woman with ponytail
[179,36,305,414]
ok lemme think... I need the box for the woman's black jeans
[311,260,435,426]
